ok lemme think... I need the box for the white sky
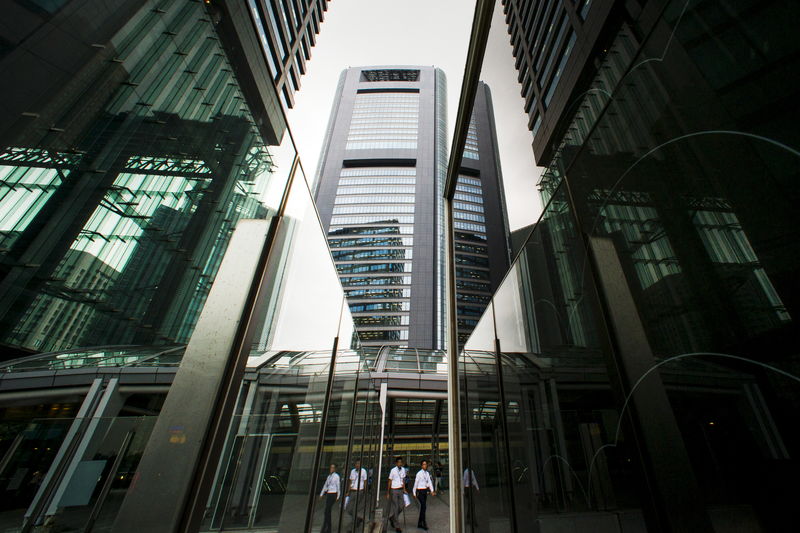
[287,0,543,230]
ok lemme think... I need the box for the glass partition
[561,0,800,527]
[453,0,800,531]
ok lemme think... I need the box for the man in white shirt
[412,460,435,530]
[318,463,340,533]
[386,457,407,532]
[463,465,480,527]
[347,459,368,527]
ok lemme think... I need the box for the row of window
[339,275,412,286]
[348,121,418,128]
[328,226,407,237]
[340,167,416,177]
[332,205,415,215]
[338,177,416,186]
[335,185,415,195]
[454,211,485,223]
[454,221,487,233]
[456,183,482,195]
[353,315,411,327]
[454,221,486,233]
[347,129,418,139]
[454,192,483,204]
[330,215,415,225]
[459,175,482,187]
[328,236,414,248]
[351,115,418,122]
[353,96,419,103]
[354,92,420,100]
[455,242,488,255]
[346,141,417,150]
[330,224,414,235]
[346,287,411,298]
[332,248,413,261]
[350,301,411,313]
[335,195,415,204]
[336,262,411,275]
[351,108,419,115]
[454,201,484,213]
[455,231,487,243]
[456,254,490,268]
[456,279,491,292]
[458,318,480,329]
[357,329,409,341]
[456,267,491,281]
[457,306,485,318]
[350,113,419,120]
[353,101,419,109]
[457,292,491,305]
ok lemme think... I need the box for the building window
[346,92,419,150]
[360,69,420,82]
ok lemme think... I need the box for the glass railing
[0,346,186,373]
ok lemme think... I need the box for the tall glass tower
[314,66,448,349]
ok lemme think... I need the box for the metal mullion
[303,335,340,533]
[336,362,361,533]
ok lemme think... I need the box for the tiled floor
[384,492,449,533]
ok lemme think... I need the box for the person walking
[319,463,340,533]
[347,459,368,528]
[463,465,480,527]
[413,460,435,531]
[386,457,408,532]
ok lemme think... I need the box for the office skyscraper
[454,82,511,347]
[314,66,448,349]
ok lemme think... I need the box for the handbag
[403,493,411,507]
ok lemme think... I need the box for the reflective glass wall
[451,0,800,531]
[0,0,293,357]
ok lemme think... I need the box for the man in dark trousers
[413,459,435,530]
[319,463,340,533]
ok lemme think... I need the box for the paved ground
[384,492,449,533]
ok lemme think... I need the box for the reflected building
[0,0,326,359]
[449,0,800,532]
[314,66,448,349]
[454,82,511,347]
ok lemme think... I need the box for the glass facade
[0,0,298,358]
[329,166,416,344]
[453,175,491,347]
[346,92,420,150]
[449,0,800,531]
